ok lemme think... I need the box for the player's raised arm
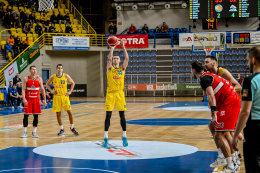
[222,70,242,92]
[46,75,56,95]
[66,74,75,96]
[121,41,129,71]
[22,77,27,106]
[107,46,114,73]
[39,77,47,107]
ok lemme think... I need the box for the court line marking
[0,167,118,173]
[0,146,13,150]
[85,104,169,111]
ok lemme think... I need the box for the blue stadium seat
[232,56,238,61]
[119,52,124,57]
[126,68,132,73]
[136,29,142,34]
[151,57,157,62]
[185,67,190,72]
[114,52,119,56]
[139,62,144,67]
[231,49,238,55]
[192,57,197,61]
[172,51,178,56]
[179,62,185,66]
[239,61,244,66]
[133,62,138,67]
[181,28,187,33]
[232,67,238,72]
[198,56,204,61]
[185,56,192,61]
[198,52,205,56]
[151,51,157,56]
[172,57,178,61]
[149,29,154,33]
[232,61,238,66]
[244,55,247,60]
[139,52,144,57]
[151,76,156,83]
[239,67,245,72]
[138,68,144,73]
[127,52,132,57]
[145,62,150,67]
[145,67,151,73]
[132,52,138,57]
[151,62,156,67]
[185,78,191,83]
[145,77,150,84]
[218,62,223,66]
[218,56,223,60]
[240,74,245,78]
[172,67,178,72]
[133,57,138,62]
[174,28,181,34]
[191,52,197,56]
[185,62,190,67]
[121,57,125,62]
[132,75,137,84]
[238,49,244,55]
[238,56,244,60]
[139,57,144,62]
[179,67,185,72]
[145,52,150,56]
[179,56,185,61]
[225,56,231,60]
[129,57,132,62]
[185,51,191,56]
[132,68,138,73]
[226,67,232,72]
[172,62,178,67]
[225,61,231,66]
[168,28,174,32]
[145,57,151,62]
[225,49,231,55]
[151,68,156,73]
[179,51,185,56]
[128,62,132,67]
[192,78,198,83]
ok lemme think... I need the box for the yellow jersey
[53,73,67,96]
[107,66,124,93]
[217,67,226,77]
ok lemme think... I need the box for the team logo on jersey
[218,122,224,128]
[243,89,248,97]
[220,111,225,116]
[113,77,122,79]
[56,86,63,88]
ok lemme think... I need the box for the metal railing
[66,0,96,34]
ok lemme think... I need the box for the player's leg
[225,132,240,166]
[32,97,41,138]
[21,114,29,138]
[32,114,39,138]
[56,111,65,135]
[230,131,243,161]
[21,98,32,138]
[53,96,64,135]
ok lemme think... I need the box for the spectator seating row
[172,49,247,56]
[125,75,156,84]
[112,51,157,57]
[125,67,157,73]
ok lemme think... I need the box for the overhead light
[132,4,138,10]
[165,3,170,9]
[148,4,154,10]
[116,5,122,11]
[182,2,187,8]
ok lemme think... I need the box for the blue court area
[0,146,216,173]
[126,118,211,126]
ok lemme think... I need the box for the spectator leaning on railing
[161,22,169,33]
[35,22,42,36]
[127,24,136,34]
[141,24,149,33]
[4,41,14,60]
[108,22,117,34]
[14,36,20,53]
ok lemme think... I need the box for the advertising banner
[110,34,148,48]
[67,84,87,97]
[17,51,29,73]
[53,36,89,50]
[29,43,40,64]
[4,61,18,86]
[179,33,196,47]
[124,83,201,91]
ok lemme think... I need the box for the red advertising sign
[111,34,148,48]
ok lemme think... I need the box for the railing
[66,0,96,34]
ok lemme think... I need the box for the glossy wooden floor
[0,97,245,172]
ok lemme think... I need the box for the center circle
[33,141,198,160]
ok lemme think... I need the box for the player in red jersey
[192,61,240,173]
[21,65,47,138]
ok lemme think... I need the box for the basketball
[107,36,118,45]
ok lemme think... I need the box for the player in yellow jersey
[204,55,243,168]
[46,64,79,136]
[103,40,129,148]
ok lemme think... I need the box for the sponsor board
[110,34,148,48]
[4,61,18,86]
[124,84,201,91]
[67,84,87,97]
[53,36,89,50]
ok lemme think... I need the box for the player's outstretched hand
[43,101,47,107]
[51,90,57,95]
[23,98,28,106]
[66,91,71,96]
[231,136,239,151]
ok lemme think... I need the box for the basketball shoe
[70,127,79,135]
[21,131,27,138]
[223,164,238,173]
[58,129,65,136]
[103,138,109,148]
[210,157,227,168]
[32,132,39,138]
[122,136,128,147]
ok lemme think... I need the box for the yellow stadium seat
[27,33,32,37]
[69,14,73,17]
[73,20,78,25]
[55,24,59,28]
[33,23,36,27]
[29,37,33,43]
[36,16,40,20]
[8,53,12,61]
[21,33,26,37]
[31,29,34,33]
[81,30,87,34]
[35,12,40,16]
[33,34,38,38]
[75,30,81,34]
[60,24,65,28]
[21,37,26,41]
[56,27,60,31]
[1,41,6,49]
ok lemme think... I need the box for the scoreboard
[190,0,260,19]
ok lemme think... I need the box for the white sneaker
[32,132,39,138]
[21,131,27,138]
[234,158,241,166]
[210,157,227,168]
[223,165,238,173]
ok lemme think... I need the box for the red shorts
[24,97,41,115]
[215,94,241,131]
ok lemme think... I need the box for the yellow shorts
[52,95,71,112]
[105,90,126,111]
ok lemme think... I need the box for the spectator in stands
[141,24,149,33]
[29,12,36,25]
[35,22,42,36]
[24,37,29,45]
[40,12,48,25]
[127,24,136,34]
[4,12,14,29]
[8,35,15,46]
[19,9,25,28]
[64,13,70,24]
[20,41,28,52]
[23,23,32,34]
[108,22,117,34]
[7,81,13,106]
[14,36,20,52]
[41,28,46,35]
[5,5,12,13]
[0,5,6,19]
[51,12,57,24]
[13,73,21,85]
[65,23,72,33]
[16,82,23,106]
[160,22,169,33]
[16,0,23,8]
[155,26,160,33]
[24,13,30,24]
[54,0,58,8]
[4,41,14,60]
[28,0,34,11]
[236,74,243,85]
[42,23,48,32]
[0,87,8,106]
[12,8,20,28]
[9,84,21,108]
[49,23,57,33]
[57,12,64,24]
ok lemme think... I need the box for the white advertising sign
[4,61,18,86]
[53,36,89,50]
[179,33,198,47]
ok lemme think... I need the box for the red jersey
[25,75,40,98]
[201,72,237,109]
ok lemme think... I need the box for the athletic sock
[104,131,108,138]
[231,153,236,162]
[123,131,126,138]
[33,127,37,132]
[226,157,234,169]
[71,124,74,129]
[218,148,224,158]
[24,127,27,132]
[60,125,64,130]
